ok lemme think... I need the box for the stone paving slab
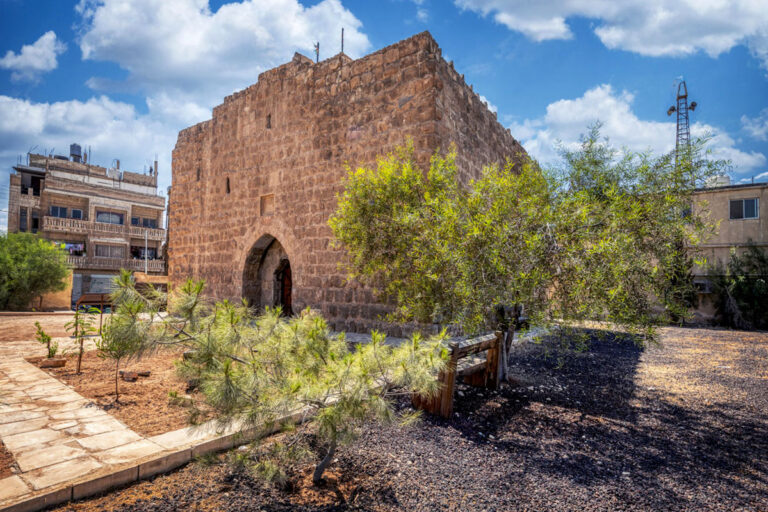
[23,457,102,491]
[0,476,29,502]
[0,419,49,438]
[94,440,164,465]
[76,430,142,452]
[2,429,65,452]
[15,444,89,473]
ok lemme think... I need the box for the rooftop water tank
[70,143,82,163]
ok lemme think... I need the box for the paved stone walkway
[0,338,166,502]
[0,336,257,511]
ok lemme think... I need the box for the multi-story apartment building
[7,144,166,306]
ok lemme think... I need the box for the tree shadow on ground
[441,327,768,510]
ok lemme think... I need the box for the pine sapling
[65,307,98,374]
[34,321,57,359]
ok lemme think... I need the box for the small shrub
[709,243,768,330]
[34,321,57,358]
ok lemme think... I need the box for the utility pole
[341,27,344,54]
[144,229,148,274]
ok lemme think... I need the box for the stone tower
[169,31,527,334]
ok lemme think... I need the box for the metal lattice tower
[667,80,697,166]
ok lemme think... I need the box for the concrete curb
[0,413,306,512]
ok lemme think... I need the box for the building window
[19,208,27,232]
[196,167,201,181]
[266,114,271,129]
[729,198,759,220]
[50,206,67,218]
[31,212,39,233]
[71,209,83,220]
[226,177,230,194]
[131,217,140,226]
[95,244,125,258]
[142,218,158,229]
[96,211,124,225]
[130,246,157,260]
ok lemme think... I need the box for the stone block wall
[169,31,527,334]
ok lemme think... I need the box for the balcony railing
[66,255,166,273]
[43,216,165,240]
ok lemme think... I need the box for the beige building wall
[691,182,767,322]
[693,183,768,272]
[29,272,73,311]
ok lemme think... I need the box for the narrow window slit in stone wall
[226,177,230,194]
[196,168,200,181]
[266,114,272,129]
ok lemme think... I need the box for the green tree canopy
[0,233,70,310]
[329,126,725,341]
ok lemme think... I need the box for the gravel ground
[53,326,768,512]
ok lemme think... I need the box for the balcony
[43,216,165,241]
[67,255,166,273]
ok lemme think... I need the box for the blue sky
[2,0,767,230]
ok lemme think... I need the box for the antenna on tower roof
[314,41,319,63]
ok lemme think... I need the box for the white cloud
[0,95,176,190]
[478,94,497,114]
[509,84,766,178]
[76,0,370,109]
[417,8,429,22]
[0,31,66,82]
[454,0,768,69]
[742,108,768,141]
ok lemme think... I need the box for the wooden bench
[76,293,112,311]
[413,331,502,418]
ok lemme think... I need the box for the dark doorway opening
[275,259,292,316]
[242,235,293,314]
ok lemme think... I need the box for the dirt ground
[0,441,14,479]
[41,350,206,437]
[0,313,76,341]
[49,326,768,512]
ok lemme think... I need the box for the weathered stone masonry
[169,31,527,334]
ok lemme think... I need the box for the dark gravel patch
[54,327,768,512]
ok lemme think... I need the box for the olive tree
[329,127,724,350]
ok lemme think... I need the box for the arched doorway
[242,234,293,314]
